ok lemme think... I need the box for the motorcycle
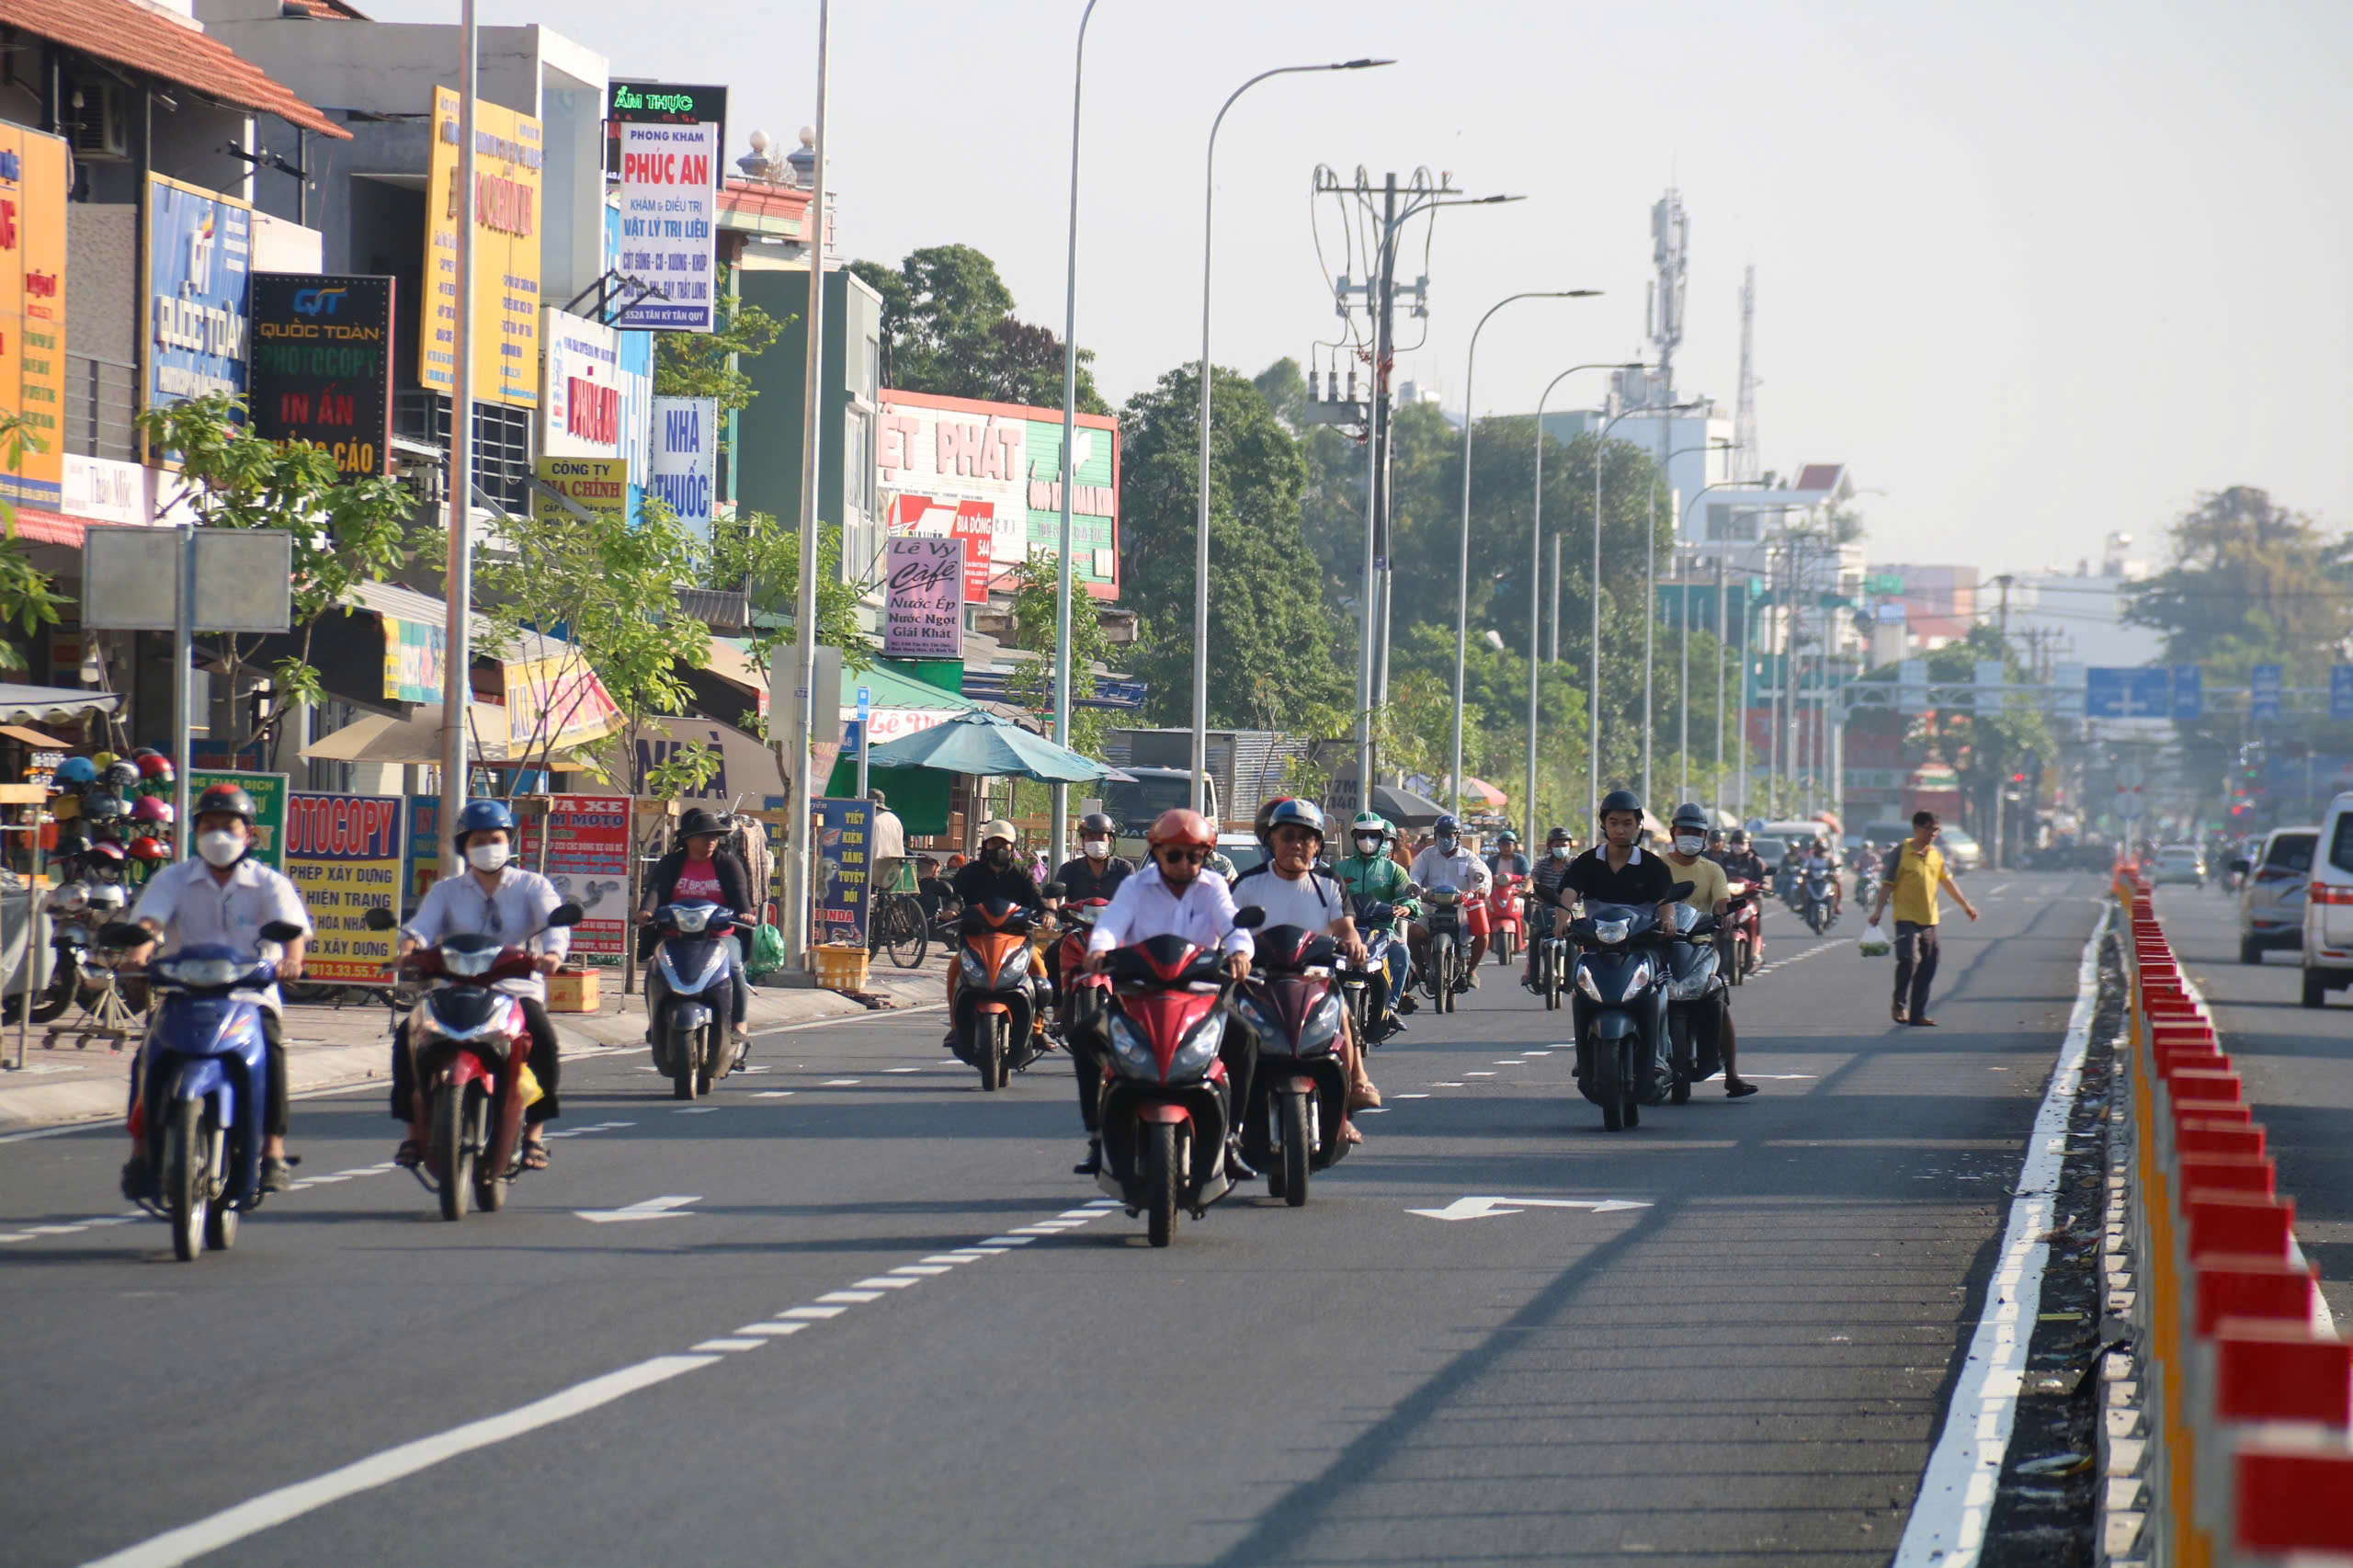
[1719,880,1762,984]
[1852,854,1884,915]
[1661,903,1727,1103]
[1095,907,1263,1245]
[1338,896,1407,1045]
[1230,922,1351,1207]
[952,896,1052,1092]
[365,902,582,1221]
[1051,894,1113,1046]
[1421,886,1469,1015]
[1529,891,1571,1011]
[1801,862,1839,935]
[104,916,307,1261]
[647,901,749,1100]
[1564,884,1692,1132]
[1486,872,1527,964]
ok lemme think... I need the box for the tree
[654,267,787,420]
[1117,364,1352,734]
[1000,552,1120,756]
[0,411,66,671]
[1252,358,1308,431]
[849,244,1108,413]
[706,512,872,737]
[135,393,415,752]
[1915,624,2055,842]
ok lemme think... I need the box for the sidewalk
[0,950,946,1133]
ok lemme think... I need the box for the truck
[1098,729,1307,838]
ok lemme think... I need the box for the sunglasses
[1158,848,1211,865]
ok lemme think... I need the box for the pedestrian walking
[1866,809,1979,1027]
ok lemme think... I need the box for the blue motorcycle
[1339,896,1414,1045]
[108,918,304,1261]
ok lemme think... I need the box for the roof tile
[0,0,350,139]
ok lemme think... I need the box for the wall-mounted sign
[249,273,393,477]
[612,120,719,333]
[142,174,252,437]
[282,791,404,984]
[604,80,728,177]
[532,454,629,526]
[647,394,716,538]
[422,85,540,410]
[0,125,68,509]
[381,615,444,704]
[883,535,965,659]
[540,308,622,458]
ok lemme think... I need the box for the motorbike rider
[1080,808,1257,1176]
[1410,812,1495,986]
[1487,828,1531,880]
[1231,799,1381,1145]
[945,819,1052,1050]
[637,806,753,1051]
[1201,817,1240,884]
[1523,825,1578,990]
[1553,790,1679,930]
[1335,812,1418,1040]
[119,783,313,1194]
[1801,835,1845,919]
[1051,811,1135,904]
[393,799,571,1171]
[1662,803,1758,1097]
[1713,828,1769,967]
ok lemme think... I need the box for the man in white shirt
[1409,812,1495,984]
[123,783,313,1191]
[868,789,908,899]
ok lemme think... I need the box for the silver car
[2152,844,2206,886]
[2237,826,2315,963]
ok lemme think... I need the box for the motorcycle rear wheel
[1145,1121,1180,1247]
[1279,1091,1312,1209]
[976,1016,1004,1093]
[166,1098,205,1262]
[433,1084,473,1221]
[671,1029,697,1101]
[1595,1034,1624,1132]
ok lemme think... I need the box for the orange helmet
[1146,808,1215,852]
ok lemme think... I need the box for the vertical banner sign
[950,502,995,602]
[283,792,404,983]
[539,308,622,457]
[882,536,965,658]
[809,797,871,947]
[188,770,290,870]
[2248,663,2282,722]
[143,175,253,432]
[248,274,394,477]
[516,794,630,965]
[2171,664,2204,722]
[422,85,541,409]
[382,616,446,703]
[613,121,719,332]
[0,125,68,508]
[648,395,717,537]
[406,796,441,905]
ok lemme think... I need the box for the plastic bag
[747,920,788,976]
[1859,921,1892,958]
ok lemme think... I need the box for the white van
[2297,792,2353,1006]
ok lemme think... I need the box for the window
[2266,832,2315,874]
[861,334,881,402]
[2330,816,2353,876]
[841,407,878,585]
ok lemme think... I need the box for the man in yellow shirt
[1866,810,1980,1026]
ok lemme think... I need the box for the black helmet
[193,783,256,824]
[1545,825,1574,846]
[83,790,129,823]
[1728,829,1748,846]
[676,806,729,841]
[1260,797,1327,846]
[1597,789,1643,820]
[1670,801,1710,831]
[1078,811,1115,838]
[102,759,142,791]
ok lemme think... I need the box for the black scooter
[1566,882,1694,1131]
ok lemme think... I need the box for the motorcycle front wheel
[165,1099,206,1262]
[671,1028,698,1101]
[1145,1120,1181,1247]
[1594,1033,1623,1131]
[1279,1091,1312,1209]
[432,1083,473,1221]
[975,1015,1005,1093]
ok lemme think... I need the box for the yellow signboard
[0,126,68,508]
[532,454,629,525]
[421,85,541,410]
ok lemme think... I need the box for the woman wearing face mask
[1662,802,1756,1096]
[392,799,572,1169]
[944,820,1052,1040]
[1051,812,1135,904]
[639,807,755,1048]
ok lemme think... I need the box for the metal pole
[1526,367,1631,847]
[174,526,193,852]
[1549,533,1560,663]
[783,0,831,969]
[1642,472,1654,809]
[1714,551,1728,795]
[1051,0,1101,869]
[1355,357,1377,801]
[1677,551,1689,805]
[438,0,479,873]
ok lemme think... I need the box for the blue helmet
[453,798,516,848]
[1434,813,1461,839]
[54,756,97,787]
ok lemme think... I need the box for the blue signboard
[2249,664,2283,721]
[2086,666,2170,719]
[144,174,252,423]
[2334,666,2353,723]
[809,797,872,947]
[2171,664,2204,722]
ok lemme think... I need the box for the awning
[0,685,118,726]
[627,714,784,800]
[0,0,353,139]
[301,707,585,767]
[6,509,87,548]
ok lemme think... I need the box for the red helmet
[1146,808,1215,852]
[129,836,171,862]
[84,839,127,866]
[131,795,173,824]
[139,755,175,781]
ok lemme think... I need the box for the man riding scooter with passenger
[1335,812,1417,1040]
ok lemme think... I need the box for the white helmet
[46,881,90,913]
[85,883,128,911]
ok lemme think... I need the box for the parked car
[2151,844,2206,886]
[2300,794,2353,1006]
[2237,826,2315,964]
[1940,829,1984,871]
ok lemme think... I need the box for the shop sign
[60,455,142,526]
[540,308,623,458]
[249,273,394,477]
[503,651,623,753]
[809,796,870,947]
[188,769,289,870]
[0,126,68,508]
[612,120,719,332]
[532,454,629,525]
[142,175,252,434]
[605,81,728,175]
[876,390,1120,597]
[647,395,715,537]
[382,615,445,704]
[422,85,541,409]
[282,791,404,983]
[882,535,964,658]
[629,713,784,801]
[516,794,631,964]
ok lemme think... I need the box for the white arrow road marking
[1406,1195,1653,1222]
[574,1195,701,1223]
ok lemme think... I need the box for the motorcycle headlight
[1298,994,1345,1050]
[1668,971,1713,1000]
[1106,1015,1156,1076]
[995,946,1032,987]
[1619,963,1653,1003]
[1575,966,1605,1002]
[961,947,989,986]
[159,956,244,988]
[669,905,713,934]
[1231,996,1277,1040]
[1170,1011,1223,1078]
[1592,918,1629,945]
[441,947,500,978]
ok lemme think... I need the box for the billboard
[605,80,728,176]
[282,792,404,984]
[540,308,624,458]
[382,615,445,704]
[882,535,965,658]
[249,274,393,477]
[422,85,541,409]
[613,120,719,332]
[532,454,629,526]
[516,794,631,964]
[647,395,716,537]
[187,769,289,870]
[876,390,1120,597]
[0,126,67,508]
[810,797,871,947]
[142,175,252,433]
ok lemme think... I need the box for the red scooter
[1719,880,1762,984]
[368,902,580,1221]
[1096,908,1263,1246]
[1487,872,1528,964]
[1230,922,1351,1207]
[1051,895,1113,1043]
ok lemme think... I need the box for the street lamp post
[1050,0,1103,872]
[1525,365,1643,849]
[1449,290,1599,818]
[1190,58,1392,815]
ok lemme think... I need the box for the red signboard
[517,793,631,964]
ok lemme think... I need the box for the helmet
[1260,797,1326,846]
[1348,812,1390,848]
[1077,811,1115,839]
[102,760,141,791]
[54,823,89,858]
[976,818,1018,847]
[1433,813,1461,840]
[84,837,127,867]
[90,751,119,772]
[1707,827,1727,846]
[675,806,728,841]
[86,882,127,912]
[193,784,256,824]
[83,790,128,823]
[48,881,89,914]
[1496,829,1519,846]
[1670,802,1710,832]
[131,795,173,825]
[1597,789,1643,820]
[453,798,516,848]
[50,792,80,822]
[1145,808,1215,852]
[1729,829,1748,846]
[129,836,171,863]
[54,756,97,787]
[139,755,175,782]
[1251,795,1296,842]
[1545,825,1574,846]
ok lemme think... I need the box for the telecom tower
[1733,264,1760,482]
[1646,188,1688,407]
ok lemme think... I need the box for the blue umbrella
[863,709,1108,784]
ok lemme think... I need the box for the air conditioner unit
[68,79,132,160]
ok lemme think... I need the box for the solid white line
[77,1355,719,1568]
[1893,905,2106,1568]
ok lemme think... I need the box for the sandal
[1340,1120,1365,1146]
[1347,1080,1382,1111]
[393,1139,424,1169]
[520,1141,551,1171]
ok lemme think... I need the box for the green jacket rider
[1334,812,1418,933]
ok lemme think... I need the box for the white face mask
[1550,845,1571,859]
[1355,835,1382,856]
[1675,835,1705,855]
[1082,838,1109,859]
[196,830,244,869]
[466,841,511,873]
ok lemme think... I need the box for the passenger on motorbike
[119,783,313,1193]
[1487,828,1531,880]
[393,799,570,1171]
[1662,803,1758,1097]
[945,820,1051,1049]
[1523,825,1579,990]
[1335,812,1418,1038]
[1410,812,1495,986]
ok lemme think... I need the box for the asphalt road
[1,872,2105,1568]
[2151,883,2353,1326]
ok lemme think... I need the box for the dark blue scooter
[108,919,304,1261]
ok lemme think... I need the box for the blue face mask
[1550,845,1571,859]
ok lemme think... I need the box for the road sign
[2333,666,2353,722]
[1898,658,1927,712]
[856,685,871,722]
[2249,665,2282,721]
[2172,664,2204,721]
[2086,666,2170,719]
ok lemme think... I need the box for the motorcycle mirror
[548,903,585,927]
[361,907,398,932]
[1232,905,1266,930]
[2230,858,2252,875]
[260,920,307,944]
[1401,882,1423,900]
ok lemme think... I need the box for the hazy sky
[361,0,2351,575]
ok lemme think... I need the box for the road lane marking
[573,1195,700,1224]
[851,1277,920,1290]
[1893,903,2106,1568]
[690,1338,763,1353]
[1406,1195,1653,1222]
[1392,1093,1429,1099]
[891,1265,953,1276]
[733,1322,808,1336]
[752,1090,796,1098]
[820,1078,862,1086]
[780,1304,848,1320]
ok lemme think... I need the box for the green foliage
[642,739,723,801]
[1000,552,1120,756]
[707,512,872,733]
[1252,358,1308,431]
[849,244,1108,413]
[653,267,786,420]
[1915,623,2056,828]
[0,410,66,671]
[134,393,415,749]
